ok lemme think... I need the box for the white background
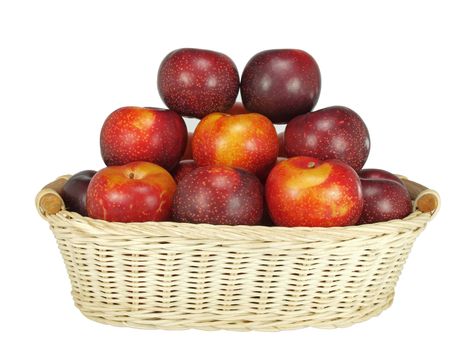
[1,0,466,349]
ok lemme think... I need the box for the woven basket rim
[43,207,433,243]
[37,175,439,242]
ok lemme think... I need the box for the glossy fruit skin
[172,165,263,225]
[182,131,193,160]
[265,156,363,227]
[359,168,404,186]
[358,179,412,224]
[192,112,279,178]
[157,48,239,119]
[100,106,187,171]
[171,160,197,183]
[87,161,176,223]
[240,49,321,124]
[62,170,96,216]
[285,106,370,171]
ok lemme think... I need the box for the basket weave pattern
[38,181,436,331]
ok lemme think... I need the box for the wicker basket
[36,175,439,331]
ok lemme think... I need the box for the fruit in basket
[100,106,187,171]
[284,106,370,171]
[157,48,239,118]
[240,49,321,123]
[172,165,263,225]
[171,160,197,183]
[192,112,279,179]
[358,179,412,224]
[359,168,405,186]
[62,170,96,216]
[265,156,363,227]
[87,161,176,223]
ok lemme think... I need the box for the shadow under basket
[36,175,440,331]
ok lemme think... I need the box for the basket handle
[401,178,440,217]
[35,175,71,219]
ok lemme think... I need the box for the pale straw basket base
[36,176,439,331]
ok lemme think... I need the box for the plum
[62,170,96,216]
[285,106,370,171]
[240,49,321,124]
[358,179,412,224]
[158,48,239,119]
[100,106,187,171]
[172,165,263,225]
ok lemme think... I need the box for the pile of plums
[62,48,413,227]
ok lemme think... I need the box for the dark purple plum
[240,49,321,124]
[359,168,405,186]
[358,179,412,224]
[62,170,96,216]
[157,48,239,119]
[284,106,370,171]
[172,165,263,225]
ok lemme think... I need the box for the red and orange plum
[285,106,370,171]
[172,165,263,225]
[86,161,176,223]
[100,106,187,171]
[192,112,279,178]
[158,48,239,118]
[265,156,363,227]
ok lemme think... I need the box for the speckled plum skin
[265,156,363,227]
[171,160,197,183]
[192,112,279,179]
[100,106,187,171]
[62,170,96,216]
[285,106,370,171]
[172,166,263,225]
[87,161,176,223]
[359,168,404,186]
[157,48,239,119]
[358,179,412,224]
[240,49,321,124]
